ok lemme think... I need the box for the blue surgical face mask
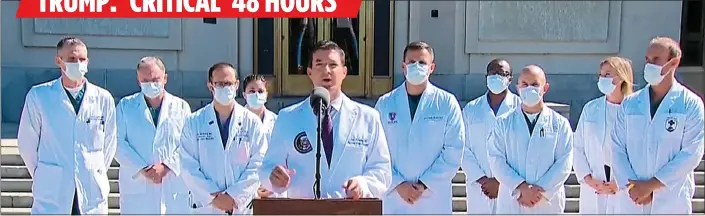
[519,86,542,107]
[245,92,267,109]
[643,63,665,86]
[487,75,509,94]
[64,61,88,81]
[214,86,236,105]
[405,63,429,85]
[140,82,164,99]
[597,77,616,95]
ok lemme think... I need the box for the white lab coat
[488,105,574,214]
[461,91,521,214]
[17,78,117,214]
[260,94,392,199]
[573,96,620,214]
[259,109,285,198]
[611,82,704,214]
[374,84,465,214]
[262,109,278,137]
[180,102,269,214]
[115,92,192,214]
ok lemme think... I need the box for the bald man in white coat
[488,65,573,214]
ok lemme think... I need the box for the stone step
[451,169,705,185]
[0,154,121,167]
[451,197,705,213]
[0,179,120,194]
[2,166,121,180]
[0,208,121,215]
[450,183,705,199]
[1,192,120,209]
[5,152,702,173]
[5,163,702,187]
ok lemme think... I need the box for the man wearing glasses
[180,62,268,214]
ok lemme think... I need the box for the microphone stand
[313,102,326,200]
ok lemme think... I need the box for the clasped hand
[476,176,500,199]
[516,182,546,208]
[210,192,237,213]
[396,181,426,204]
[627,179,661,205]
[584,175,617,195]
[142,163,170,184]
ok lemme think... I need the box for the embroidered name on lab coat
[87,115,104,122]
[232,130,250,140]
[347,137,369,147]
[423,116,443,121]
[197,132,214,141]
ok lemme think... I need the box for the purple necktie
[322,109,334,166]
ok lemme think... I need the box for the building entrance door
[255,1,396,98]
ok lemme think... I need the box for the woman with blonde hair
[573,56,634,214]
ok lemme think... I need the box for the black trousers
[71,190,80,215]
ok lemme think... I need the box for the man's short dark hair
[56,37,86,51]
[308,40,346,67]
[403,41,434,61]
[486,58,510,74]
[208,62,237,82]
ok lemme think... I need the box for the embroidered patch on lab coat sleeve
[294,132,313,154]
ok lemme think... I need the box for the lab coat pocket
[536,132,558,168]
[85,119,106,151]
[468,123,489,143]
[84,151,110,206]
[32,162,64,204]
[344,145,367,168]
[231,143,251,165]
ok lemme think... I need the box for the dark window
[256,19,275,75]
[373,0,392,77]
[681,0,704,66]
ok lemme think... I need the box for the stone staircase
[1,100,703,214]
[2,136,703,214]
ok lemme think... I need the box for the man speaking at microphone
[260,40,392,201]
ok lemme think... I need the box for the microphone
[309,87,329,200]
[310,87,330,115]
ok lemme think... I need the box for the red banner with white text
[16,0,362,18]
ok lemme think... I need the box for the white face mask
[486,75,509,94]
[245,92,267,109]
[214,86,236,105]
[643,63,665,86]
[597,77,616,95]
[405,63,429,85]
[519,86,542,107]
[140,82,163,99]
[64,62,88,81]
